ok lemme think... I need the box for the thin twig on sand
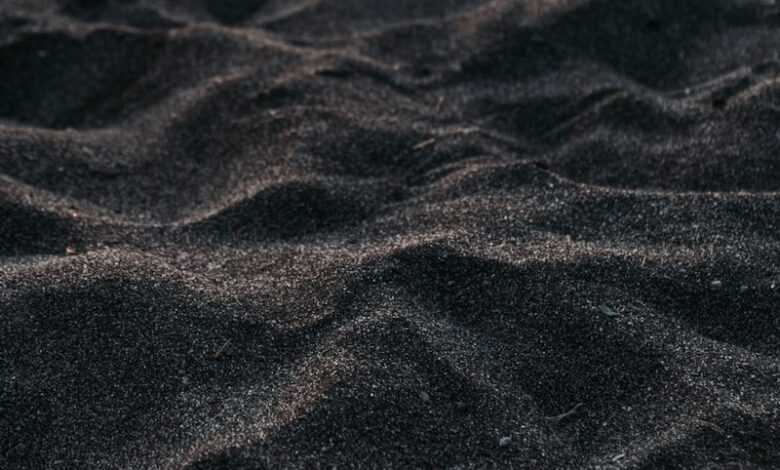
[211,339,231,359]
[413,138,437,150]
[544,402,584,423]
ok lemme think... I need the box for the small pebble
[419,391,430,402]
[499,436,511,447]
[710,279,722,287]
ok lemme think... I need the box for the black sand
[1,1,780,468]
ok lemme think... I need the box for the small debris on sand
[598,304,620,317]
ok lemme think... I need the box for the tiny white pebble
[710,280,722,287]
[419,391,430,402]
[499,436,511,447]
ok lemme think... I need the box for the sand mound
[1,1,779,468]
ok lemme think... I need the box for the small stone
[499,436,512,447]
[710,279,722,287]
[419,391,430,402]
[182,376,191,385]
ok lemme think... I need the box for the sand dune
[1,1,779,468]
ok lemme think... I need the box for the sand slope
[1,1,779,468]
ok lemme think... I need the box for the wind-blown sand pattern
[1,1,780,469]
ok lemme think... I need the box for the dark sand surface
[2,1,780,468]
